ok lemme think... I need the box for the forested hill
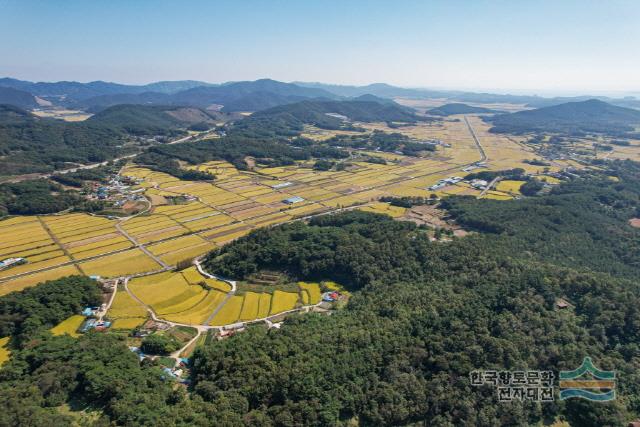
[2,162,640,425]
[0,105,124,174]
[193,162,640,425]
[441,161,640,280]
[232,98,422,138]
[0,104,198,175]
[0,87,38,109]
[488,99,640,136]
[86,104,206,135]
[427,102,499,116]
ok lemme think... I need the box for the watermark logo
[470,357,616,403]
[559,357,615,401]
[469,370,555,402]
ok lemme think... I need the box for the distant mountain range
[1,77,639,115]
[487,99,640,136]
[295,82,640,110]
[0,78,212,100]
[0,78,337,113]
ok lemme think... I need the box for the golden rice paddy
[80,249,161,277]
[209,295,244,326]
[0,337,10,365]
[270,290,300,315]
[358,202,407,218]
[108,291,147,319]
[496,180,526,194]
[299,282,322,305]
[111,317,146,330]
[50,315,85,337]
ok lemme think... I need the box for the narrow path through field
[115,199,170,269]
[97,278,119,321]
[169,329,202,363]
[463,115,487,162]
[37,216,86,275]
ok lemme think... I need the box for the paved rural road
[115,198,170,269]
[478,176,501,198]
[463,115,487,162]
[97,278,120,321]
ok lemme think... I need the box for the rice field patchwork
[0,116,561,323]
[0,265,82,296]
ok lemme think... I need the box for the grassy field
[50,315,85,337]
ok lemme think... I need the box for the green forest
[0,179,106,217]
[0,104,189,175]
[0,161,639,425]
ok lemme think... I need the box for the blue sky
[1,0,639,95]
